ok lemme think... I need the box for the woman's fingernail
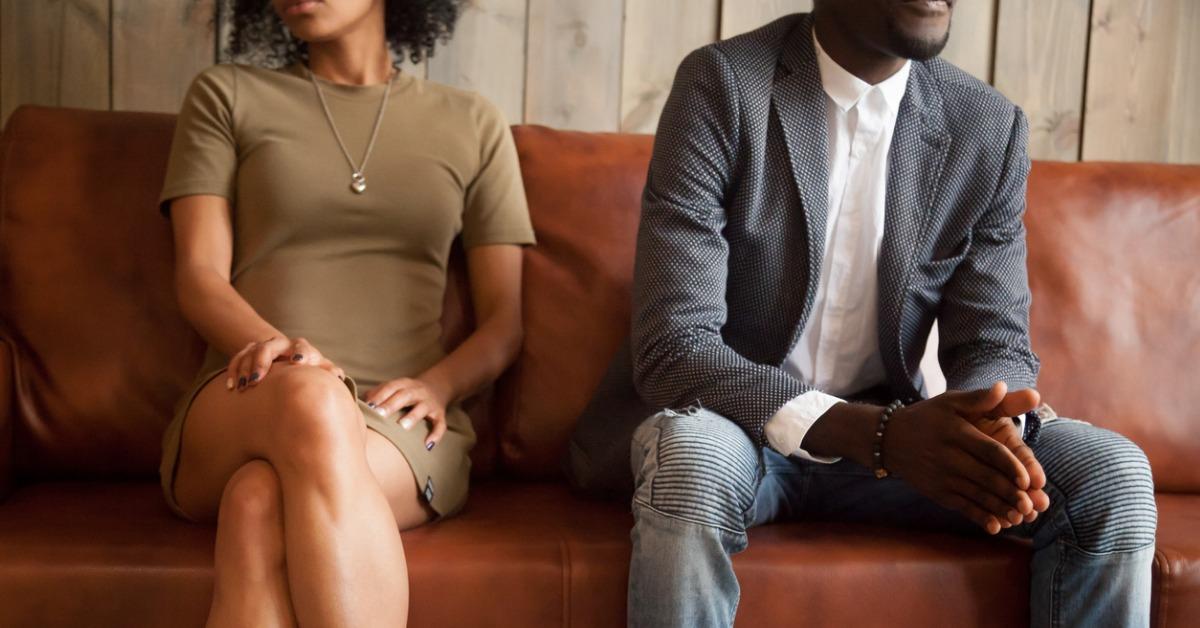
[225,378,234,390]
[249,372,259,382]
[238,376,247,389]
[425,442,435,451]
[292,353,303,362]
[366,402,375,408]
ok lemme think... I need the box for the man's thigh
[755,449,979,535]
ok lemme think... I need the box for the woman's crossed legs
[172,364,434,627]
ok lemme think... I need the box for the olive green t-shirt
[160,62,535,389]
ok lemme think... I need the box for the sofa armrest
[0,334,14,499]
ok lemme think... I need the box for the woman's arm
[171,194,339,389]
[364,243,524,446]
[172,194,279,355]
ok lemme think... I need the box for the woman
[157,0,534,625]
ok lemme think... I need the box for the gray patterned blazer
[630,13,1040,447]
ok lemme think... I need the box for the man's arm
[938,106,1041,394]
[801,107,1049,535]
[631,45,810,446]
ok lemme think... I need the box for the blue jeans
[628,407,1157,627]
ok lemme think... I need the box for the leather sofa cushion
[0,480,1095,627]
[1025,161,1200,492]
[1153,493,1200,627]
[496,127,652,477]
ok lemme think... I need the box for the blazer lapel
[771,15,829,355]
[877,63,951,391]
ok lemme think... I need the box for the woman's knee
[218,460,284,545]
[264,366,364,468]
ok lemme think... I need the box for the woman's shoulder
[184,64,237,97]
[184,62,306,98]
[412,78,510,128]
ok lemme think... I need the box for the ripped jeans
[627,407,1157,628]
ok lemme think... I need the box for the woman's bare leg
[206,460,296,628]
[364,429,436,531]
[172,364,413,627]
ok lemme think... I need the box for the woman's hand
[363,378,450,450]
[226,336,344,391]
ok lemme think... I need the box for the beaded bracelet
[872,400,905,479]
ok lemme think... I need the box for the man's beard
[885,17,951,61]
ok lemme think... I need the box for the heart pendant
[350,172,367,194]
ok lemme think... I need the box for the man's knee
[1044,424,1157,554]
[631,407,761,533]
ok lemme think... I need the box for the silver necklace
[307,63,398,194]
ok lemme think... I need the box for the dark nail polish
[292,353,303,361]
[249,372,259,382]
[367,402,375,408]
[425,442,435,451]
[238,376,247,389]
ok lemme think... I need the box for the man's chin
[887,28,951,61]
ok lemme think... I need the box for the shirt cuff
[764,390,845,464]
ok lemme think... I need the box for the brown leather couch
[0,105,1197,627]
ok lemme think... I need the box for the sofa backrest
[1,106,1198,492]
[0,106,486,482]
[1024,161,1200,493]
[492,141,1200,492]
[497,127,652,475]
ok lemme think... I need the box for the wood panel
[0,0,110,127]
[620,0,719,133]
[525,0,623,132]
[993,0,1090,161]
[1082,0,1200,163]
[428,0,526,124]
[2,1,1197,163]
[112,0,216,113]
[720,0,812,39]
[938,0,995,82]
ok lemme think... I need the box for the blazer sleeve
[631,45,812,446]
[937,106,1041,393]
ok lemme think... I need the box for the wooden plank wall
[1,0,1197,162]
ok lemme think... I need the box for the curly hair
[222,0,461,67]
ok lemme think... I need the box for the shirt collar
[812,30,911,114]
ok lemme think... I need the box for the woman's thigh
[171,364,359,521]
[172,363,432,528]
[364,430,435,530]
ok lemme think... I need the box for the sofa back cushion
[1025,161,1200,492]
[494,127,652,476]
[0,106,489,480]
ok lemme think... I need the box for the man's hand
[965,382,1050,517]
[885,383,1047,534]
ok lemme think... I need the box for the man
[626,1,1156,626]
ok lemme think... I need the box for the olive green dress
[157,61,535,521]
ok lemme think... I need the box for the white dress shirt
[763,33,911,462]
